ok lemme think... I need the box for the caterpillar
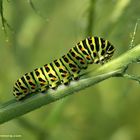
[13,36,115,100]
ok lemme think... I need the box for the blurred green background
[0,0,140,140]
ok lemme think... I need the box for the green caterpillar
[13,36,115,100]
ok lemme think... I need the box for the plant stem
[0,44,140,124]
[86,0,96,36]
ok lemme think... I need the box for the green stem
[123,73,140,83]
[0,44,140,124]
[86,0,96,36]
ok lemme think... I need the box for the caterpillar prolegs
[13,36,115,100]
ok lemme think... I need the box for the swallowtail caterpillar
[13,36,115,100]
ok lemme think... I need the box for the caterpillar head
[98,39,115,64]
